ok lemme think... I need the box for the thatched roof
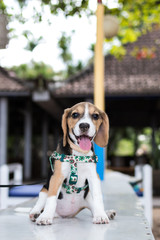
[0,67,29,96]
[53,27,160,98]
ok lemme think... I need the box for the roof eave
[0,91,30,97]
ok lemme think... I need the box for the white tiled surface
[0,172,155,240]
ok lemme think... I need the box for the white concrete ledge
[0,172,155,240]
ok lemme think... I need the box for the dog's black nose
[79,123,90,132]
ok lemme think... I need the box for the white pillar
[135,164,143,179]
[0,98,8,166]
[0,164,9,209]
[42,114,48,178]
[24,102,32,180]
[135,164,153,227]
[143,164,153,227]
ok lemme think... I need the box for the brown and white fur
[29,102,116,225]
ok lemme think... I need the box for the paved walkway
[0,172,155,240]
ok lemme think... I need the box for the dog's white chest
[56,163,94,217]
[56,191,84,217]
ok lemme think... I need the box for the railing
[0,163,23,209]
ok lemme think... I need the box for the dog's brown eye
[72,112,80,119]
[92,113,99,120]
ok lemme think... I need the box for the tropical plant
[2,0,160,72]
[58,32,84,78]
[11,61,55,81]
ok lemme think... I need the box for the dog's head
[62,102,109,152]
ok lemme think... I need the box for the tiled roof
[0,67,29,96]
[53,27,160,97]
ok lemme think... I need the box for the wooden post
[42,113,48,178]
[0,98,8,166]
[94,1,105,180]
[94,1,105,111]
[24,101,32,180]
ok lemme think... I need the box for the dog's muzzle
[79,123,90,133]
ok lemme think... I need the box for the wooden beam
[32,91,63,120]
[41,113,48,178]
[36,99,63,121]
[0,98,8,166]
[94,3,105,111]
[24,101,32,180]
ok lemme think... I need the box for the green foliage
[109,127,136,157]
[23,30,43,51]
[58,32,84,78]
[137,128,152,155]
[2,0,160,40]
[13,0,90,19]
[105,0,160,58]
[47,0,90,17]
[114,139,135,156]
[67,60,84,77]
[136,127,160,169]
[114,0,160,33]
[109,127,160,169]
[153,128,160,169]
[11,61,55,81]
[2,0,160,71]
[89,43,95,54]
[109,45,126,60]
[0,0,6,13]
[58,32,72,63]
[120,29,140,44]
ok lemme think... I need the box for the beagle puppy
[29,102,115,225]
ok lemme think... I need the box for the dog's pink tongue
[79,136,91,151]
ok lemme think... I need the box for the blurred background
[0,0,160,238]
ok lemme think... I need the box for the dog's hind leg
[29,188,48,222]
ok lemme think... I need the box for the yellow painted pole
[94,1,105,180]
[94,2,105,111]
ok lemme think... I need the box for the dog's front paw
[106,209,116,220]
[35,196,57,225]
[30,212,41,222]
[29,192,47,222]
[29,208,43,222]
[93,214,109,224]
[36,212,53,225]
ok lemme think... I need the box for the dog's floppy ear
[94,111,109,148]
[62,108,71,147]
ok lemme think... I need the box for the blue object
[9,184,43,197]
[94,143,105,180]
[133,185,143,197]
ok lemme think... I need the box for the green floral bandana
[49,151,98,194]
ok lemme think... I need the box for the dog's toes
[29,214,35,222]
[106,209,116,220]
[36,218,53,225]
[36,214,53,225]
[29,213,40,222]
[93,215,109,224]
[29,209,44,222]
